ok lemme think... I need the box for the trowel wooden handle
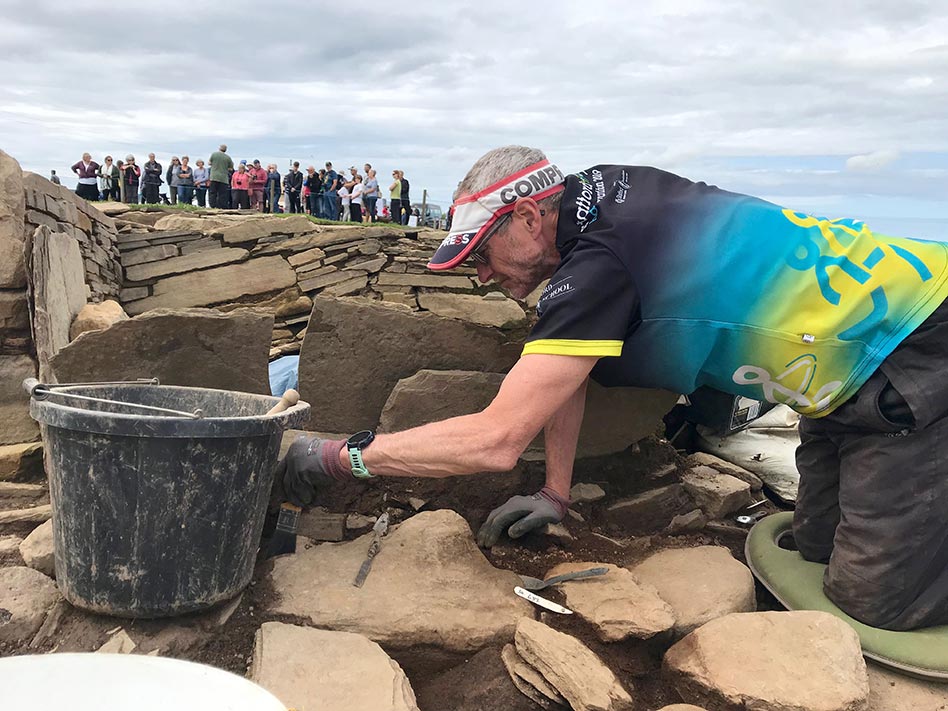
[266,389,300,416]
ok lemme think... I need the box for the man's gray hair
[220,144,227,152]
[454,145,563,231]
[455,145,562,204]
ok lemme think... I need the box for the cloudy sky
[2,0,946,236]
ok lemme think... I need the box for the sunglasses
[468,209,544,265]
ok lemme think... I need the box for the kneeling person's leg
[793,417,842,563]
[827,376,948,630]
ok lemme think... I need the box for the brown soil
[0,435,788,711]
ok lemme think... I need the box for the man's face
[471,207,558,299]
[82,153,91,162]
[149,154,155,161]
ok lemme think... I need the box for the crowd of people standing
[66,146,417,225]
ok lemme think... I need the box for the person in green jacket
[208,144,234,209]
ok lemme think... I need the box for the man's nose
[475,261,494,283]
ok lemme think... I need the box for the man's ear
[513,199,542,239]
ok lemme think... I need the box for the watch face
[347,430,375,449]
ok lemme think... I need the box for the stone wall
[21,172,121,301]
[0,149,122,448]
[107,208,533,359]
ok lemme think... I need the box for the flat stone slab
[123,256,296,314]
[545,562,675,642]
[299,298,520,432]
[51,308,273,394]
[0,566,61,645]
[515,617,634,711]
[264,510,533,655]
[663,611,869,711]
[606,484,695,534]
[217,215,317,244]
[501,642,567,708]
[250,622,419,711]
[124,247,248,282]
[417,292,527,328]
[630,546,756,637]
[0,355,40,446]
[379,368,676,459]
[867,663,948,710]
[689,452,763,491]
[376,272,474,289]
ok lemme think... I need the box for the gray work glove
[275,435,349,507]
[476,487,570,548]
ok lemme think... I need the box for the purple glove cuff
[538,486,571,518]
[308,438,351,481]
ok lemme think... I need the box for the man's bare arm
[357,354,598,478]
[542,377,588,499]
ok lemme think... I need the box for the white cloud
[845,150,901,172]
[0,0,945,216]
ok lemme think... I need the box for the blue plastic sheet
[269,355,299,396]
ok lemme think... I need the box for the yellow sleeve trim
[522,339,623,357]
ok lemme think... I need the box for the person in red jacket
[249,159,268,212]
[230,163,252,209]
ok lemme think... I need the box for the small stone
[250,621,420,711]
[96,628,137,654]
[657,706,708,711]
[0,442,43,481]
[689,452,763,491]
[665,509,708,534]
[19,519,55,577]
[663,611,869,711]
[200,593,243,630]
[567,509,585,522]
[541,522,574,544]
[408,497,427,511]
[0,535,23,556]
[546,562,676,642]
[0,566,61,644]
[630,546,756,637]
[346,513,376,532]
[570,483,606,504]
[514,617,634,711]
[483,291,508,301]
[680,466,752,519]
[69,300,128,340]
[274,295,313,319]
[298,508,346,542]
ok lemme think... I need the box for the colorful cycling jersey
[523,165,948,417]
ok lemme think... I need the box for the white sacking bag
[696,404,801,503]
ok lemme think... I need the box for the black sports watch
[346,430,376,479]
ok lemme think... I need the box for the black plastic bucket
[28,383,309,618]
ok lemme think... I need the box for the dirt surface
[0,436,789,710]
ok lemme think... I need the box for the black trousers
[75,183,98,201]
[351,203,363,222]
[390,199,401,224]
[208,181,228,208]
[143,183,160,204]
[231,189,250,210]
[794,296,948,630]
[287,191,301,214]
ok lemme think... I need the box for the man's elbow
[477,419,532,472]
